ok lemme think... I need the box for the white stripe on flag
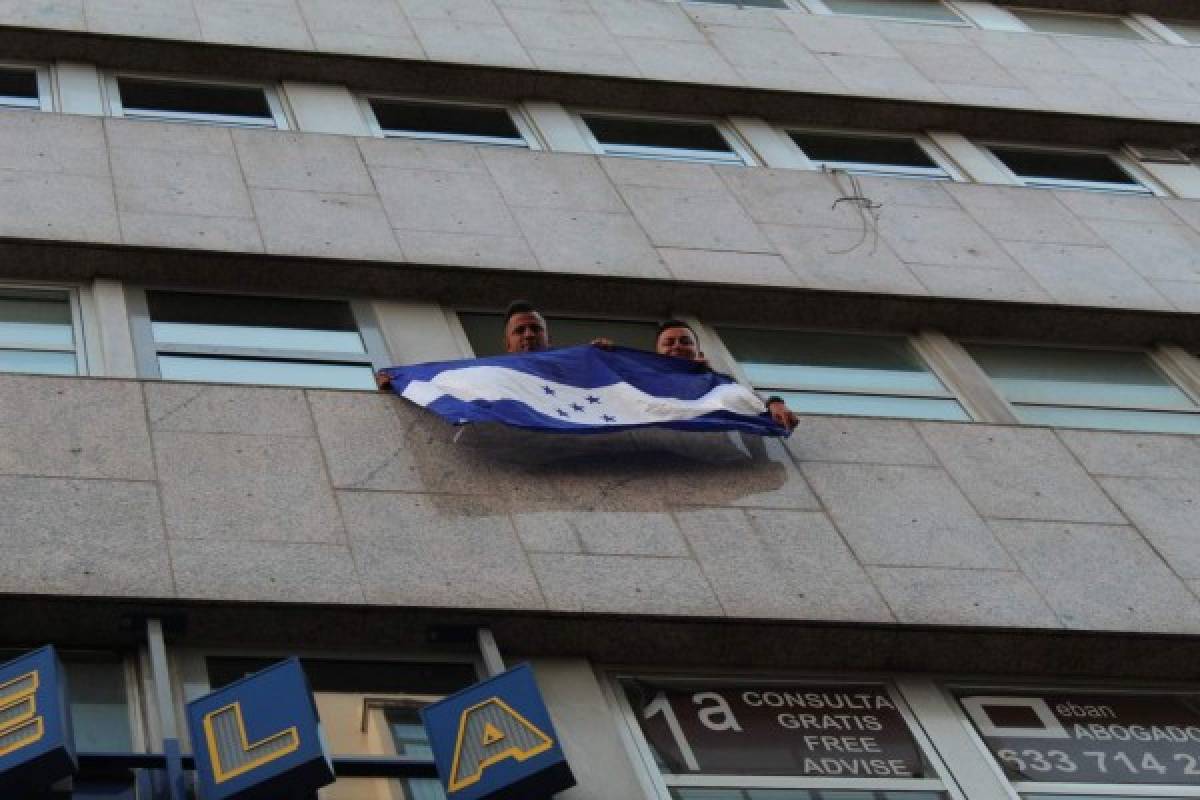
[401,365,765,425]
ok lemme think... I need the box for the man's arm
[765,394,799,432]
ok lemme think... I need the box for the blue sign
[186,658,334,800]
[0,645,76,792]
[421,663,575,800]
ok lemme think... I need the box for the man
[377,300,553,388]
[503,299,550,353]
[655,319,799,432]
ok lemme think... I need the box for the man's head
[503,300,550,353]
[655,319,701,361]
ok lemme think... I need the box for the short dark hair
[505,300,541,323]
[656,319,696,338]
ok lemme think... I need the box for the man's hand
[767,399,799,432]
[375,370,392,390]
[590,337,615,349]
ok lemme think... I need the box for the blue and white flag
[380,345,788,437]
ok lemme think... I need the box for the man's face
[504,311,550,353]
[656,326,700,361]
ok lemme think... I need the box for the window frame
[125,287,391,390]
[681,0,797,10]
[943,678,1200,800]
[1005,7,1157,41]
[0,282,91,377]
[104,71,290,129]
[783,126,964,182]
[359,93,542,149]
[713,323,975,423]
[454,306,662,359]
[604,667,967,800]
[798,0,972,27]
[979,142,1164,196]
[573,109,757,167]
[0,62,53,112]
[959,338,1200,432]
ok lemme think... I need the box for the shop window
[1008,8,1148,40]
[110,75,285,128]
[130,291,385,390]
[367,98,531,147]
[579,114,749,165]
[719,328,970,421]
[817,0,965,24]
[966,343,1200,434]
[0,65,44,110]
[0,288,81,376]
[985,146,1153,194]
[459,311,658,358]
[788,131,951,180]
[616,675,955,799]
[205,657,477,800]
[953,685,1200,800]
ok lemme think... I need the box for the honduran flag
[379,345,788,437]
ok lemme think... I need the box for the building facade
[6,0,1200,798]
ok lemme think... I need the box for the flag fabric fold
[380,345,788,437]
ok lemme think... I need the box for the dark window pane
[0,68,37,100]
[690,0,789,8]
[147,292,357,332]
[207,658,477,694]
[459,312,657,357]
[584,116,733,153]
[789,132,937,168]
[371,99,521,140]
[990,148,1138,185]
[118,77,272,119]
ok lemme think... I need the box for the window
[367,97,531,147]
[966,343,1200,434]
[686,0,790,8]
[0,65,47,111]
[788,131,952,180]
[815,0,965,24]
[130,291,385,390]
[720,328,969,421]
[459,312,658,357]
[579,114,749,165]
[985,146,1153,194]
[204,656,477,800]
[615,674,956,800]
[0,288,81,376]
[1163,19,1200,44]
[952,684,1200,800]
[109,75,285,128]
[1008,8,1148,40]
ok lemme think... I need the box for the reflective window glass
[0,67,39,108]
[821,0,963,24]
[66,657,134,752]
[789,132,947,179]
[370,98,526,146]
[117,77,276,127]
[459,312,657,357]
[0,651,134,754]
[720,328,968,421]
[0,289,78,376]
[1009,9,1145,39]
[582,115,744,165]
[147,292,375,389]
[1164,19,1200,44]
[967,343,1200,433]
[988,147,1149,193]
[206,658,475,800]
[688,0,789,8]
